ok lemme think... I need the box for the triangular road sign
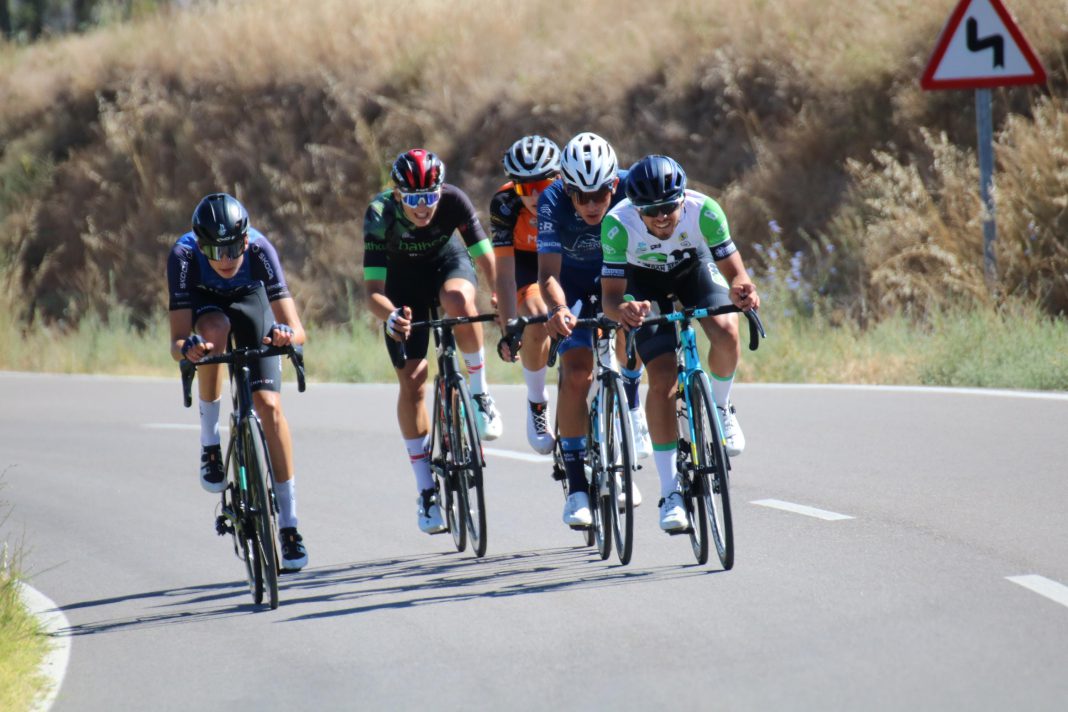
[922,0,1047,89]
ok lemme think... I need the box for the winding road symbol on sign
[966,18,1003,68]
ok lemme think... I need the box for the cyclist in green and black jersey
[363,149,501,535]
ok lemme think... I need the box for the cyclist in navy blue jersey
[167,193,308,571]
[536,132,650,528]
[363,149,501,535]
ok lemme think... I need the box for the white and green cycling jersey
[600,189,736,280]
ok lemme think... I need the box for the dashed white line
[1007,575,1068,609]
[483,448,553,464]
[18,583,71,712]
[751,498,854,521]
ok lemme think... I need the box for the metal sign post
[920,0,1047,288]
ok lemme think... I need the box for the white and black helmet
[559,132,618,191]
[502,135,561,181]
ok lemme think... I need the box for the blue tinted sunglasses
[399,190,442,208]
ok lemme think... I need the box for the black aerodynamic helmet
[502,135,561,182]
[625,155,687,206]
[391,149,446,192]
[192,193,249,260]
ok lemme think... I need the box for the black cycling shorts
[192,282,282,393]
[384,239,479,364]
[626,260,732,365]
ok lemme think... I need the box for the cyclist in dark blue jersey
[536,132,649,528]
[167,193,308,570]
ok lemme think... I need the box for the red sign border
[921,0,1047,90]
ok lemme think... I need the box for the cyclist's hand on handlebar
[730,282,760,311]
[497,333,521,362]
[263,323,294,347]
[386,306,412,342]
[180,334,213,362]
[619,300,651,330]
[548,307,575,338]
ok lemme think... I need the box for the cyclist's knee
[252,391,284,423]
[397,361,428,399]
[645,356,677,397]
[440,286,475,317]
[195,312,230,352]
[523,322,549,343]
[561,363,592,395]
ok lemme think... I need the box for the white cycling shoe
[615,473,642,509]
[417,488,447,534]
[717,402,745,457]
[563,491,592,527]
[629,407,652,460]
[526,400,555,455]
[473,393,503,441]
[659,492,688,532]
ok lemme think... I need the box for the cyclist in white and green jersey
[600,155,759,532]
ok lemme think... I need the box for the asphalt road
[3,373,1068,711]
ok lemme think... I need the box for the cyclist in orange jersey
[492,135,560,455]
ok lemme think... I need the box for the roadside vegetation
[0,498,49,711]
[0,0,1064,390]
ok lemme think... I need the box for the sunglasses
[199,240,245,261]
[399,190,442,208]
[566,184,614,205]
[637,199,683,218]
[513,177,555,197]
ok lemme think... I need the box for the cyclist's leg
[516,253,554,453]
[685,261,745,454]
[190,303,230,491]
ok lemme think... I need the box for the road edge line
[17,582,71,712]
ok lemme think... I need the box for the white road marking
[484,447,553,464]
[751,498,854,521]
[18,583,71,712]
[1007,575,1068,609]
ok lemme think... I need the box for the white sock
[653,447,679,498]
[522,365,549,403]
[404,435,434,492]
[198,397,222,447]
[274,478,298,529]
[462,349,487,395]
[711,372,734,408]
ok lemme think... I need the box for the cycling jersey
[536,168,629,282]
[600,189,735,280]
[363,184,491,281]
[489,182,539,254]
[167,228,290,311]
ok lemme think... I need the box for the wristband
[549,304,567,315]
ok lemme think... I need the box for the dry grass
[0,0,1064,335]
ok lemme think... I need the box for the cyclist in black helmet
[600,155,759,532]
[167,192,309,570]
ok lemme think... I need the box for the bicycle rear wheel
[587,397,612,561]
[604,377,635,565]
[452,379,487,558]
[691,373,733,569]
[246,417,280,608]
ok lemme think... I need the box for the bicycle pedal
[569,524,591,531]
[214,515,234,536]
[666,527,693,536]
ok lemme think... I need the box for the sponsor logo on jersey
[254,243,275,281]
[539,221,553,232]
[607,226,620,239]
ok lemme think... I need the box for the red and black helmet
[391,149,445,192]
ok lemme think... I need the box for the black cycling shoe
[200,445,225,493]
[279,527,308,572]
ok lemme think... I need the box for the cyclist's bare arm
[365,279,398,321]
[715,252,760,310]
[473,250,497,301]
[169,308,211,362]
[494,251,519,325]
[267,297,306,346]
[537,252,574,338]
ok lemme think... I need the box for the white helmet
[503,135,561,181]
[559,132,618,191]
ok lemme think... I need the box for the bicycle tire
[605,376,635,565]
[246,417,280,608]
[587,395,612,561]
[227,435,262,604]
[676,385,709,564]
[432,377,465,552]
[691,373,733,569]
[452,379,487,557]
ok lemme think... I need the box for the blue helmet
[625,155,686,206]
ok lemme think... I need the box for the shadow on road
[50,545,722,635]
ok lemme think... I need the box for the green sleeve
[467,238,492,259]
[601,214,629,265]
[698,197,731,248]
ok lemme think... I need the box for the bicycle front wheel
[604,376,635,565]
[451,379,487,558]
[587,396,611,561]
[246,417,280,608]
[691,373,733,570]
